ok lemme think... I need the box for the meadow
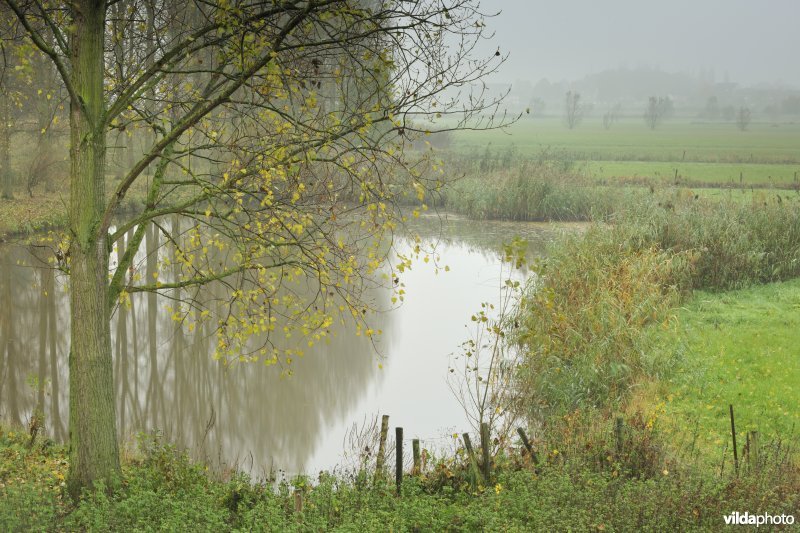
[3,115,800,530]
[449,117,800,187]
[587,160,800,187]
[647,279,800,461]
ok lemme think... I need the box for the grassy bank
[2,426,797,531]
[0,181,152,240]
[441,118,800,213]
[0,192,70,239]
[502,195,800,529]
[587,160,800,188]
[644,279,800,460]
[429,145,800,223]
[438,156,650,222]
[443,172,631,222]
[514,196,800,422]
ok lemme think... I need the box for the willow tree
[4,0,505,496]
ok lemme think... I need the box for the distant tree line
[557,91,756,132]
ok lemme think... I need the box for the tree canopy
[2,0,507,495]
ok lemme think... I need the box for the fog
[480,0,800,88]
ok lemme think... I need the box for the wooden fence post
[729,404,739,475]
[516,427,539,465]
[293,491,303,519]
[480,422,491,483]
[462,433,481,486]
[374,414,389,484]
[395,427,403,495]
[412,439,421,475]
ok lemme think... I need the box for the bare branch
[3,0,83,114]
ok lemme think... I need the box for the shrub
[514,222,692,419]
[514,195,800,420]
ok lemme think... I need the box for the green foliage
[515,223,689,419]
[515,196,800,419]
[1,424,797,532]
[65,439,231,531]
[0,429,66,531]
[0,480,60,532]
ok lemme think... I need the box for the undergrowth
[1,422,797,532]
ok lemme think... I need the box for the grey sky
[479,0,800,86]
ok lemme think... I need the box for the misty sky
[478,0,800,87]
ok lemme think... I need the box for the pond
[0,214,576,478]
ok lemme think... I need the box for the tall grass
[441,156,645,221]
[624,195,800,290]
[514,224,691,421]
[514,195,800,421]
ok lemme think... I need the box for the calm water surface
[0,215,575,477]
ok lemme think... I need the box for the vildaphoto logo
[723,512,795,527]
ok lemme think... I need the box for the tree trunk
[66,0,120,499]
[0,92,12,199]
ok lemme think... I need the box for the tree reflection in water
[0,216,563,477]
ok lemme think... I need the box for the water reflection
[0,215,565,476]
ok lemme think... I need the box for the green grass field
[651,279,800,459]
[586,161,800,187]
[692,187,800,204]
[449,118,800,187]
